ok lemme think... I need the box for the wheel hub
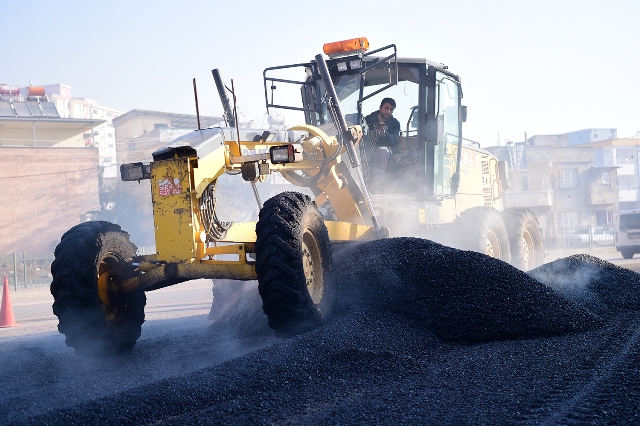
[98,255,129,324]
[302,228,324,305]
[522,229,534,270]
[485,230,500,259]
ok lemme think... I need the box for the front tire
[621,249,635,259]
[255,192,335,337]
[50,221,145,356]
[502,209,545,270]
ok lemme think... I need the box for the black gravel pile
[529,254,640,318]
[16,238,640,424]
[333,237,602,343]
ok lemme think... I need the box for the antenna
[193,78,201,130]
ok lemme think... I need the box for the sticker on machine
[158,177,182,196]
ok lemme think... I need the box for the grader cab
[264,37,544,268]
[50,38,544,356]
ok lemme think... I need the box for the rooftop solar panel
[0,101,16,117]
[26,101,44,116]
[13,102,31,117]
[40,102,61,118]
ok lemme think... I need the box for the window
[558,169,578,188]
[620,213,640,231]
[601,172,610,184]
[596,210,613,225]
[434,73,460,196]
[154,123,169,130]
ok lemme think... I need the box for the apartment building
[587,136,640,211]
[113,109,223,164]
[486,132,619,247]
[0,84,101,253]
[42,83,123,177]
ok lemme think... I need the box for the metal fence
[0,246,156,291]
[561,226,615,249]
[0,253,54,291]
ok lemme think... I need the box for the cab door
[425,66,463,198]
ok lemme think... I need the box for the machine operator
[363,97,401,192]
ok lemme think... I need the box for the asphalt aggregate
[7,237,640,424]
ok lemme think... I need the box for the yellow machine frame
[112,124,379,297]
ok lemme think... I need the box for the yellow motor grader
[50,38,544,355]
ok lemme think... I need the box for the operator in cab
[364,97,401,193]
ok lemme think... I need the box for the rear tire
[50,221,145,356]
[454,207,511,263]
[621,249,635,259]
[502,209,545,270]
[255,192,335,338]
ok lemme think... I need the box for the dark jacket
[364,111,401,147]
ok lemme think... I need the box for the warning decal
[158,177,182,197]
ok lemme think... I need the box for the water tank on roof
[0,84,20,95]
[27,86,45,97]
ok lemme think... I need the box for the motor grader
[50,38,544,356]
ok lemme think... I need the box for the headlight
[120,162,151,181]
[349,59,362,69]
[270,144,303,164]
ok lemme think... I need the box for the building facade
[40,84,123,177]
[565,128,618,146]
[587,137,640,211]
[113,109,223,164]
[486,132,619,248]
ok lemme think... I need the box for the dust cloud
[529,254,640,318]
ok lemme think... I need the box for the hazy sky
[2,0,638,146]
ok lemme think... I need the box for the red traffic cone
[0,276,18,327]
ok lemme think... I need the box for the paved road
[3,279,215,338]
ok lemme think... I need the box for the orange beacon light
[323,37,369,57]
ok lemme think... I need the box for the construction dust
[529,254,640,318]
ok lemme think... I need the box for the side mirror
[460,105,468,123]
[451,171,460,196]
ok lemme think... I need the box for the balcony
[503,190,554,208]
